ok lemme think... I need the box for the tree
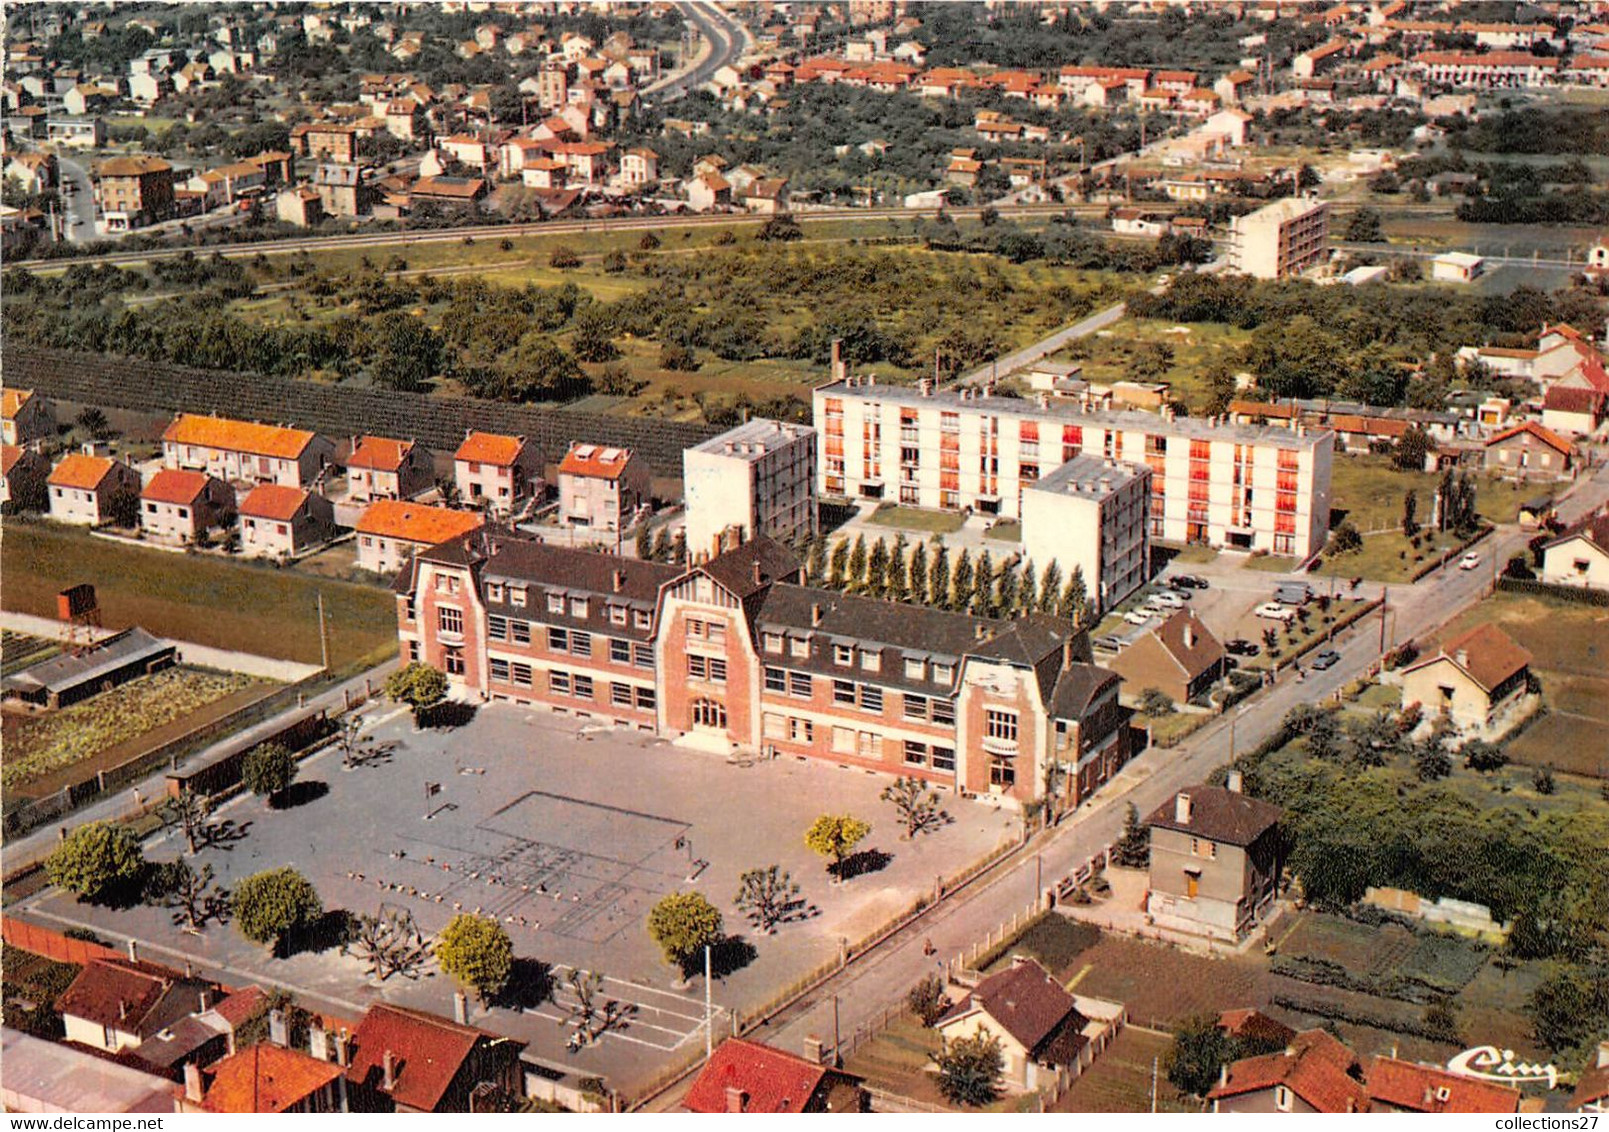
[1401,489,1419,538]
[159,789,212,855]
[350,907,431,982]
[972,550,994,616]
[949,550,973,613]
[560,969,634,1049]
[847,534,868,591]
[807,533,828,583]
[886,533,909,602]
[1393,426,1431,474]
[935,1031,1004,1107]
[549,245,581,268]
[908,974,949,1028]
[436,913,514,1005]
[234,868,322,953]
[1412,736,1452,781]
[1165,1015,1231,1097]
[828,538,849,589]
[242,742,297,807]
[881,776,946,839]
[75,406,112,440]
[1038,561,1062,614]
[46,822,145,902]
[570,308,619,363]
[334,711,386,770]
[385,661,448,724]
[647,891,724,979]
[1017,559,1037,617]
[1307,710,1344,762]
[1533,764,1556,795]
[162,861,229,934]
[865,538,889,598]
[651,527,671,563]
[369,312,441,392]
[757,215,803,241]
[733,866,799,935]
[1329,522,1363,554]
[928,543,949,607]
[1344,208,1384,242]
[1111,803,1150,868]
[1139,688,1176,717]
[1060,565,1089,625]
[805,815,872,880]
[635,522,653,560]
[1461,739,1507,773]
[1528,962,1609,1054]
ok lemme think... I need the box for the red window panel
[1275,512,1297,534]
[1188,481,1209,503]
[1063,424,1083,446]
[1019,421,1039,442]
[1277,492,1297,513]
[1190,439,1212,461]
[940,470,960,490]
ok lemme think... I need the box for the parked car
[1459,552,1481,571]
[1171,574,1210,590]
[1255,602,1297,622]
[1094,635,1126,651]
[1123,610,1156,626]
[1224,638,1261,657]
[1148,590,1187,609]
[1161,584,1194,600]
[1311,649,1342,670]
[1274,582,1312,606]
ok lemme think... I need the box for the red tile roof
[356,500,484,546]
[56,959,187,1031]
[2,443,31,475]
[163,413,317,460]
[558,443,634,480]
[1367,1057,1520,1113]
[1574,1064,1609,1110]
[1543,386,1605,415]
[454,431,525,466]
[210,986,268,1030]
[1218,1008,1297,1046]
[1485,421,1575,456]
[48,453,121,491]
[346,436,414,472]
[2,387,34,419]
[684,1039,831,1114]
[1413,622,1532,694]
[141,469,214,505]
[202,1044,343,1113]
[346,1004,504,1112]
[238,485,310,522]
[1209,1029,1367,1113]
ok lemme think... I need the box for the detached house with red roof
[2,442,49,513]
[1541,509,1609,591]
[453,431,541,517]
[557,443,650,535]
[1366,1056,1520,1113]
[180,1042,347,1114]
[684,1038,866,1113]
[162,413,335,489]
[356,500,484,576]
[1145,780,1284,942]
[238,485,336,560]
[1401,622,1538,742]
[344,1004,524,1113]
[1483,422,1577,481]
[344,436,434,504]
[48,450,141,526]
[2,387,54,445]
[56,957,218,1055]
[141,469,235,544]
[1209,1028,1368,1113]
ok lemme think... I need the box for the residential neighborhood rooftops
[938,957,1088,1057]
[1208,1029,1367,1113]
[356,500,484,546]
[0,1028,173,1114]
[684,1038,836,1114]
[54,957,197,1031]
[1366,1056,1520,1113]
[201,1043,345,1114]
[345,436,415,472]
[97,155,172,177]
[454,431,525,466]
[238,484,311,521]
[48,452,123,491]
[1407,623,1532,694]
[163,413,319,460]
[1146,784,1281,846]
[141,468,215,505]
[558,443,634,479]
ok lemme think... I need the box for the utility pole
[1151,1056,1159,1113]
[1377,591,1388,654]
[317,592,330,671]
[831,995,841,1067]
[704,944,713,1059]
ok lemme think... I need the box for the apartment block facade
[684,418,818,562]
[1021,455,1151,612]
[395,533,1133,810]
[1226,196,1330,279]
[815,381,1333,560]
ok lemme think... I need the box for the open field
[1047,318,1251,412]
[1050,1028,1197,1113]
[1327,455,1530,532]
[1,667,265,794]
[0,521,399,673]
[865,504,967,535]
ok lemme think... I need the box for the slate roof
[937,958,1088,1060]
[1149,609,1225,682]
[1146,785,1282,847]
[55,958,210,1037]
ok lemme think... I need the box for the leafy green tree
[242,742,297,808]
[385,661,448,724]
[549,245,580,268]
[651,527,672,563]
[1527,962,1609,1054]
[907,540,928,604]
[1017,560,1037,617]
[1533,765,1556,795]
[806,533,828,583]
[865,538,889,598]
[805,815,872,880]
[1329,522,1363,554]
[369,312,441,392]
[1165,1015,1230,1097]
[1402,489,1419,538]
[1111,803,1151,868]
[570,307,620,363]
[828,538,850,589]
[1413,738,1452,781]
[436,913,514,1005]
[909,974,949,1027]
[881,776,946,839]
[1139,688,1176,717]
[972,550,994,616]
[1344,208,1384,242]
[733,866,799,935]
[234,868,322,953]
[935,1031,1004,1107]
[1461,740,1506,773]
[949,550,973,613]
[1059,565,1088,625]
[635,522,652,560]
[46,822,146,902]
[928,543,949,607]
[647,891,725,978]
[757,215,803,241]
[1038,561,1061,614]
[847,534,868,591]
[886,533,909,602]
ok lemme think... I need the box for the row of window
[687,653,728,684]
[902,739,957,772]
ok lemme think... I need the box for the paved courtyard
[21,702,1015,1090]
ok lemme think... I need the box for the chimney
[1175,792,1192,824]
[126,938,138,961]
[453,991,469,1025]
[830,338,846,382]
[1227,770,1244,794]
[974,622,988,641]
[382,1049,398,1092]
[198,990,211,1013]
[333,1029,351,1069]
[725,1086,748,1114]
[811,602,823,627]
[183,1061,205,1105]
[119,999,129,1021]
[613,568,626,593]
[1454,649,1469,668]
[752,559,763,586]
[1183,624,1195,649]
[309,1023,329,1063]
[803,1036,825,1065]
[268,1008,289,1047]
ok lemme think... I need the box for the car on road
[1224,638,1261,657]
[1123,610,1156,626]
[1147,590,1187,609]
[1094,635,1126,652]
[1170,575,1209,590]
[1459,552,1481,571]
[1311,649,1342,670]
[1255,602,1297,622]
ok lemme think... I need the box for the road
[645,458,1609,1108]
[959,301,1128,387]
[54,156,97,242]
[646,1,748,104]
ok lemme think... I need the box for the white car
[1254,602,1297,622]
[1458,552,1481,571]
[1147,591,1187,610]
[1123,609,1157,626]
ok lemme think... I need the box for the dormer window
[487,582,505,603]
[834,644,854,666]
[609,604,627,625]
[904,656,925,680]
[791,636,810,658]
[511,586,527,608]
[763,632,783,654]
[570,596,589,618]
[634,609,652,630]
[933,662,954,684]
[547,592,564,614]
[860,649,880,673]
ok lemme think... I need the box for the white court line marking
[522,1007,682,1052]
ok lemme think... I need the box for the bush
[549,245,581,269]
[659,343,700,371]
[908,974,948,1027]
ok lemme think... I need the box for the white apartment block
[1021,455,1152,613]
[684,419,818,561]
[1227,196,1330,279]
[815,380,1333,560]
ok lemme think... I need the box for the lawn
[864,504,968,535]
[1327,455,1529,532]
[1,667,264,793]
[1046,318,1251,413]
[1,521,399,673]
[1311,529,1471,583]
[841,1012,1031,1113]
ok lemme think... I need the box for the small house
[1144,780,1284,942]
[47,451,141,526]
[453,431,542,516]
[344,436,434,503]
[140,469,234,544]
[355,501,484,576]
[237,485,336,560]
[557,444,649,535]
[1400,622,1537,742]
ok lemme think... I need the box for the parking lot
[20,702,1015,1090]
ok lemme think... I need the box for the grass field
[1,667,264,793]
[1048,318,1251,413]
[1,521,399,673]
[866,504,968,535]
[1327,455,1530,532]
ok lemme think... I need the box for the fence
[1,914,122,966]
[1497,576,1609,606]
[8,345,720,477]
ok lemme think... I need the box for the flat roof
[690,418,816,459]
[817,380,1328,448]
[0,1028,174,1114]
[1027,453,1149,499]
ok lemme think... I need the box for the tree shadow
[778,896,821,925]
[496,958,556,1012]
[281,909,357,959]
[423,701,478,730]
[346,741,397,769]
[271,781,330,809]
[1330,506,1350,529]
[835,848,893,881]
[706,935,758,980]
[200,818,253,851]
